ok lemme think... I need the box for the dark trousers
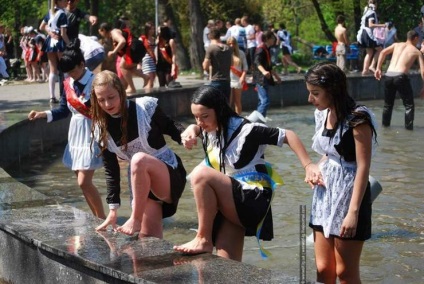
[382,74,414,130]
[208,80,231,102]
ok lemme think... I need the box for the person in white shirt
[203,19,215,50]
[241,16,256,71]
[220,18,246,52]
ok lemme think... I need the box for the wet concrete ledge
[0,164,296,283]
[0,201,296,283]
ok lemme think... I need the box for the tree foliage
[1,0,423,70]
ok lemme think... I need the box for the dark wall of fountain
[1,74,421,169]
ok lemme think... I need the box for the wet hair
[305,62,377,139]
[191,85,241,173]
[58,38,85,73]
[90,70,128,153]
[305,62,355,123]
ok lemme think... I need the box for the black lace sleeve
[334,110,375,162]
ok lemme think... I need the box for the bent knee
[130,152,151,169]
[189,165,211,186]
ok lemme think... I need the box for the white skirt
[309,157,356,238]
[62,113,103,171]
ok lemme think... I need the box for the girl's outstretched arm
[284,129,321,187]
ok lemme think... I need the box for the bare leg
[215,218,245,261]
[282,57,288,75]
[32,62,41,81]
[47,53,59,99]
[314,231,337,284]
[362,48,374,75]
[120,64,136,94]
[233,88,242,115]
[139,199,163,238]
[173,166,242,256]
[369,47,382,72]
[24,59,32,81]
[283,55,302,73]
[76,170,106,219]
[117,153,171,236]
[132,68,148,88]
[144,72,156,89]
[334,238,364,284]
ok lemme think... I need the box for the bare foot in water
[173,236,213,255]
[116,217,141,235]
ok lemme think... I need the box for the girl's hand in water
[95,209,118,231]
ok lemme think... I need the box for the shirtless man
[375,30,424,130]
[334,15,349,72]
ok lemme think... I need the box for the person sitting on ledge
[91,70,186,238]
[173,85,318,261]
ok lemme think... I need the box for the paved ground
[0,74,205,105]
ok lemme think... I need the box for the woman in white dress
[28,39,105,219]
[356,0,386,75]
[305,62,378,283]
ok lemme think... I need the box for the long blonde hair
[90,70,129,153]
[227,36,241,67]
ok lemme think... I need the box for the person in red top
[99,18,146,95]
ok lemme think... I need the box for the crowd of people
[2,1,423,283]
[0,0,180,96]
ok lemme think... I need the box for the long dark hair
[305,62,355,126]
[305,61,377,139]
[191,85,241,173]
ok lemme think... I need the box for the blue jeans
[256,83,270,117]
[207,80,231,102]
